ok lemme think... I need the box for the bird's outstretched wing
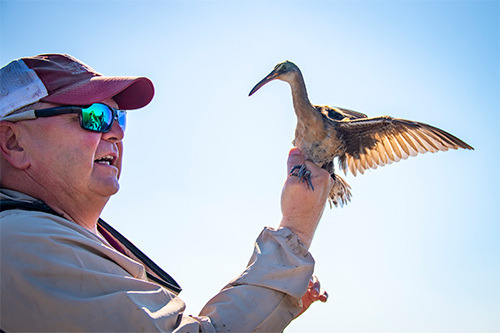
[336,116,474,176]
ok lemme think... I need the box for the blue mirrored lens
[117,110,127,132]
[81,104,113,132]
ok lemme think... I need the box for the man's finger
[287,148,305,175]
[309,276,320,296]
[319,290,329,302]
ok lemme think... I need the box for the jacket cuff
[228,226,315,301]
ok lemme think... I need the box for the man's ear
[0,121,30,169]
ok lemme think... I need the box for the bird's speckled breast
[293,119,343,166]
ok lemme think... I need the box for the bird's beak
[248,70,280,96]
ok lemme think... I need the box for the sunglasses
[34,103,127,133]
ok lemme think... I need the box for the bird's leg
[289,165,315,190]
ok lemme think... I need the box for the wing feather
[420,128,449,151]
[347,155,357,177]
[413,129,440,152]
[339,155,348,176]
[406,129,431,153]
[365,148,375,169]
[368,142,381,166]
[365,148,378,169]
[353,154,362,175]
[388,134,403,161]
[318,105,368,121]
[381,135,396,163]
[394,133,410,159]
[399,131,419,157]
[374,133,388,166]
[359,151,367,174]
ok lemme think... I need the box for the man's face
[17,98,124,200]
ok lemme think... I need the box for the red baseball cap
[0,53,154,120]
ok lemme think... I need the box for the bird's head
[248,60,300,96]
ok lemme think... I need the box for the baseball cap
[0,54,154,121]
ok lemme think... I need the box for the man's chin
[91,179,120,198]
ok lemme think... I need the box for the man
[0,54,331,332]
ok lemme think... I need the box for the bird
[249,61,473,207]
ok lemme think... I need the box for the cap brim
[41,76,154,110]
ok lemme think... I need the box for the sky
[1,1,499,332]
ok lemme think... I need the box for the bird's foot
[289,165,314,190]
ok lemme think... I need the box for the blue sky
[2,1,499,332]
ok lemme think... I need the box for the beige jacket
[0,189,315,332]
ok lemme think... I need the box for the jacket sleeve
[199,227,315,332]
[0,210,313,332]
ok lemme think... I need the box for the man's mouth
[94,155,115,166]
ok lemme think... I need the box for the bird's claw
[289,165,315,190]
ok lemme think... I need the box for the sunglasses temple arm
[35,106,82,118]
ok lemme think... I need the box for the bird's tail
[329,174,352,208]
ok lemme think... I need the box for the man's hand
[296,275,329,318]
[280,148,333,248]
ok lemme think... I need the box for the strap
[97,219,181,294]
[0,199,59,216]
[0,199,182,294]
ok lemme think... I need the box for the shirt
[0,189,315,332]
